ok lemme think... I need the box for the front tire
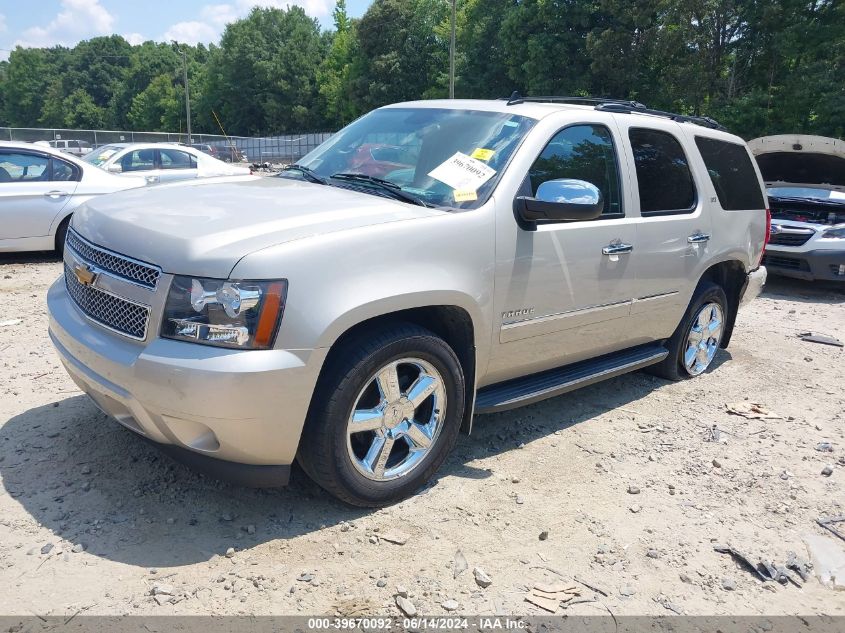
[297,323,465,507]
[649,281,728,381]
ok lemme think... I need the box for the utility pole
[449,0,456,99]
[172,42,192,144]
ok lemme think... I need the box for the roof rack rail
[594,102,726,131]
[501,91,726,131]
[502,92,646,109]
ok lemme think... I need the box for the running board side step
[474,344,668,413]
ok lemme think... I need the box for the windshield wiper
[330,172,429,207]
[280,164,327,185]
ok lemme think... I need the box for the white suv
[750,135,845,282]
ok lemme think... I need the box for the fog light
[170,318,249,346]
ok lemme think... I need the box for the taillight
[759,208,771,267]
[764,208,771,250]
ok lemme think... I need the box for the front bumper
[47,276,328,486]
[740,266,767,306]
[762,248,845,282]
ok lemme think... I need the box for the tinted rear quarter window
[695,137,765,210]
[629,128,697,215]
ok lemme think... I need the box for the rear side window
[50,158,80,182]
[159,149,196,169]
[695,137,765,210]
[629,128,696,215]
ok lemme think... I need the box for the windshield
[290,107,535,209]
[767,186,845,201]
[83,145,122,166]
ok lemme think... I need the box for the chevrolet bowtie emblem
[73,262,97,286]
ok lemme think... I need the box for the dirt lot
[1,253,844,618]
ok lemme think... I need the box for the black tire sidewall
[309,330,464,506]
[55,217,70,255]
[672,282,728,378]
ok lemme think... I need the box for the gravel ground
[1,253,844,617]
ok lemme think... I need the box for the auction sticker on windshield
[471,148,495,161]
[428,152,496,192]
[453,189,478,202]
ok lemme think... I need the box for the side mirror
[106,163,122,173]
[515,179,603,223]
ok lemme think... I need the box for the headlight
[162,276,287,349]
[822,226,845,239]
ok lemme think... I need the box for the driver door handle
[688,232,711,244]
[44,190,69,199]
[602,242,634,255]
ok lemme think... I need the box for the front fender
[229,208,496,368]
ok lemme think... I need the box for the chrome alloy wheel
[683,302,724,376]
[346,357,447,481]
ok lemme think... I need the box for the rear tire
[55,216,70,256]
[649,281,728,381]
[297,323,465,507]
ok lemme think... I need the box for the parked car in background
[83,143,250,183]
[48,98,768,506]
[46,139,93,157]
[750,135,845,282]
[0,141,147,253]
[191,143,245,163]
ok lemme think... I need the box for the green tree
[62,88,106,128]
[111,41,181,128]
[203,6,326,135]
[497,0,597,96]
[1,47,65,127]
[352,0,449,108]
[318,1,360,127]
[127,74,181,130]
[1,0,844,141]
[453,0,516,99]
[63,36,132,127]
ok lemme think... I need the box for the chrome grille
[64,263,150,339]
[66,229,160,288]
[769,231,814,247]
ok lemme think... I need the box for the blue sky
[0,0,373,60]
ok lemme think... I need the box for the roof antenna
[506,91,524,106]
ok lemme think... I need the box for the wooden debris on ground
[524,581,580,613]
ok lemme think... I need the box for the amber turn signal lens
[254,281,286,348]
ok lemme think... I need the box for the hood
[749,135,845,192]
[71,176,440,279]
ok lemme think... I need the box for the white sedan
[0,141,147,254]
[83,143,251,183]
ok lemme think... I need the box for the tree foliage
[0,0,842,139]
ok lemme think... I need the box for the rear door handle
[602,242,634,255]
[44,190,69,199]
[688,232,711,244]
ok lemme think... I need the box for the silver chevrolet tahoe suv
[47,97,768,506]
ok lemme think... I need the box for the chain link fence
[0,127,335,164]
